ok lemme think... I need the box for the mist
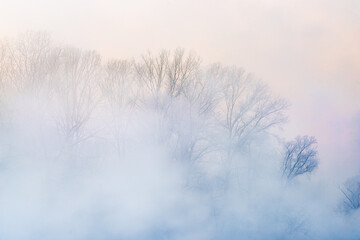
[0,31,358,239]
[1,0,360,237]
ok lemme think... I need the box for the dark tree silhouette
[340,176,360,214]
[282,136,319,181]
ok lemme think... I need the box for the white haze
[0,32,358,240]
[1,0,358,182]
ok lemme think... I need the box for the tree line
[0,32,358,238]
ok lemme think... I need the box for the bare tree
[135,48,200,108]
[135,50,169,99]
[174,64,223,164]
[101,59,136,107]
[134,49,203,165]
[339,176,360,215]
[218,66,288,152]
[100,59,137,158]
[5,32,60,95]
[167,48,200,98]
[55,47,101,146]
[186,63,221,117]
[282,136,319,181]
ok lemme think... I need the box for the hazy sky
[0,0,359,178]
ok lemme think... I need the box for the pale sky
[1,0,359,178]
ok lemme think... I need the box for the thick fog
[0,32,359,239]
